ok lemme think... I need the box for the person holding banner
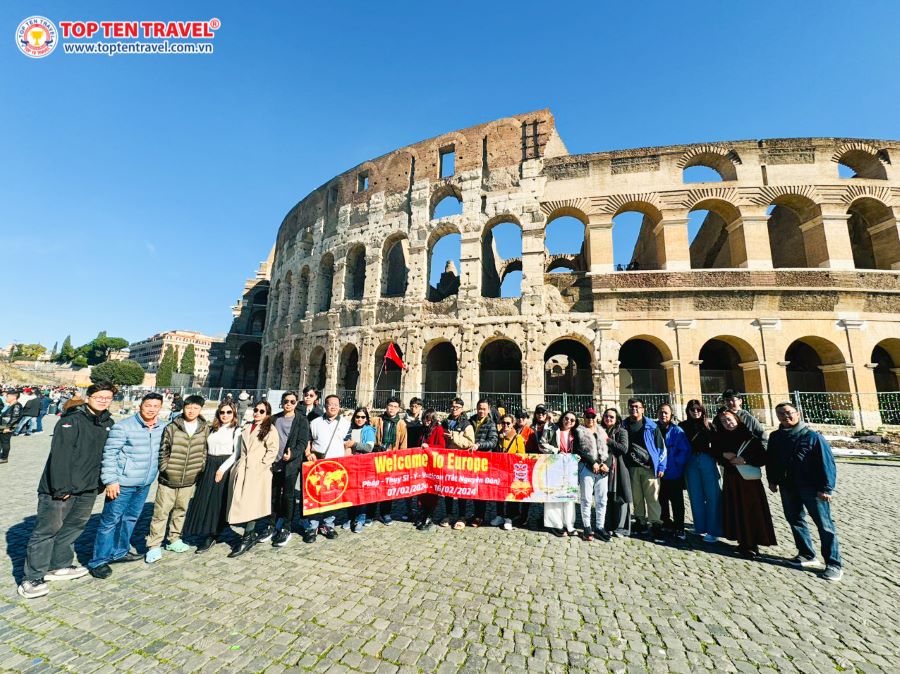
[344,407,376,532]
[416,409,445,531]
[302,395,350,543]
[574,408,610,542]
[492,414,526,530]
[544,411,578,537]
[370,397,407,525]
[713,409,776,559]
[440,398,475,530]
[461,399,499,527]
[525,405,557,454]
[227,401,279,558]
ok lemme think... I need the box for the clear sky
[3,1,899,349]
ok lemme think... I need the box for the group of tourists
[1,386,80,463]
[16,382,844,599]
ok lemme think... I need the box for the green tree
[90,360,145,386]
[77,334,130,365]
[71,355,88,368]
[11,343,46,361]
[50,341,58,359]
[156,345,176,386]
[179,344,196,375]
[57,335,76,363]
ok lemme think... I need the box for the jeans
[579,464,608,532]
[23,492,97,582]
[684,453,722,536]
[271,462,301,530]
[302,515,335,532]
[779,483,842,568]
[35,413,46,433]
[367,500,393,520]
[659,477,685,531]
[89,484,151,568]
[15,416,35,435]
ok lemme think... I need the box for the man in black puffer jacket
[18,382,117,599]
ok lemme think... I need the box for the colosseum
[259,109,900,430]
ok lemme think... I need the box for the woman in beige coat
[227,401,278,557]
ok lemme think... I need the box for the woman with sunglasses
[342,407,376,532]
[544,411,578,537]
[680,400,722,543]
[600,408,632,537]
[183,401,241,553]
[227,401,279,557]
[416,409,445,531]
[493,414,526,531]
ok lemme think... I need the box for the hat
[23,387,32,393]
[534,404,548,414]
[583,407,597,418]
[722,389,742,400]
[515,409,529,419]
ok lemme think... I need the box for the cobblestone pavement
[1,416,899,673]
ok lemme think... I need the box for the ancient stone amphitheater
[260,110,900,429]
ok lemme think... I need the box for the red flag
[384,342,406,370]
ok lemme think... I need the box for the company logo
[304,461,349,505]
[16,16,58,58]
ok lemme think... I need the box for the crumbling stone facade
[261,110,900,428]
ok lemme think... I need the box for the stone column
[357,335,376,407]
[800,211,855,270]
[654,215,691,271]
[586,214,614,273]
[458,229,481,304]
[457,326,479,409]
[520,216,546,315]
[839,319,881,429]
[726,214,773,269]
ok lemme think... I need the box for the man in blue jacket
[768,402,843,582]
[621,398,667,540]
[656,404,691,540]
[88,392,165,579]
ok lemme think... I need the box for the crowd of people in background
[1,386,79,463]
[13,382,845,599]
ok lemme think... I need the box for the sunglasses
[500,421,513,426]
[253,408,267,414]
[562,417,576,423]
[283,400,297,405]
[219,410,234,415]
[304,393,316,398]
[354,414,368,419]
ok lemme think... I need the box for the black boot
[195,537,216,554]
[227,533,257,558]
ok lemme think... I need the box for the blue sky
[3,1,899,349]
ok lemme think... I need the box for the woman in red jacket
[415,409,446,531]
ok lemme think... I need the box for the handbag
[735,439,762,480]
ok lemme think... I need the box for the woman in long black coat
[712,409,776,558]
[600,408,632,536]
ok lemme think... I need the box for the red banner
[300,448,578,515]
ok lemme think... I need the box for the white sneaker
[17,579,49,598]
[703,534,718,543]
[44,566,89,582]
[502,519,513,531]
[490,515,505,527]
[790,555,820,568]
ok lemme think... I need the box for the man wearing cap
[720,389,767,447]
[621,398,667,540]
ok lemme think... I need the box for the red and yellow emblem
[304,460,350,506]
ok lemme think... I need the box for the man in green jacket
[145,395,210,563]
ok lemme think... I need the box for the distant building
[128,330,222,385]
[108,348,129,362]
[207,248,273,390]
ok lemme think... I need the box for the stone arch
[544,208,587,274]
[482,215,523,297]
[337,344,360,402]
[618,335,673,401]
[430,184,463,220]
[766,193,821,268]
[612,200,664,270]
[296,266,310,319]
[479,337,523,404]
[688,197,742,269]
[249,309,266,335]
[373,341,404,406]
[677,145,741,181]
[236,342,261,390]
[698,336,760,396]
[382,233,410,297]
[871,338,900,394]
[846,196,900,270]
[785,336,852,424]
[833,143,888,180]
[344,243,367,300]
[316,253,334,312]
[307,346,327,393]
[427,223,461,301]
[543,337,594,406]
[422,339,458,404]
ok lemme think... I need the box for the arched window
[482,220,522,298]
[427,228,461,301]
[382,236,409,297]
[345,245,366,300]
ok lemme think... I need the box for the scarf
[382,413,399,448]
[782,420,809,437]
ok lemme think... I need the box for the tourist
[656,403,691,540]
[88,392,166,579]
[0,390,23,464]
[680,400,722,543]
[144,395,210,563]
[440,397,474,530]
[15,388,40,436]
[525,404,557,454]
[713,409,776,558]
[621,398,667,540]
[600,408,631,537]
[370,396,408,525]
[227,401,279,557]
[402,397,426,521]
[574,408,610,542]
[302,394,350,542]
[16,382,116,599]
[416,408,445,531]
[169,393,183,422]
[513,410,533,447]
[264,391,311,547]
[302,386,325,422]
[462,399,499,527]
[183,401,242,553]
[492,413,526,531]
[720,389,766,446]
[34,390,50,434]
[767,402,843,582]
[343,406,376,532]
[237,390,251,421]
[544,410,579,537]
